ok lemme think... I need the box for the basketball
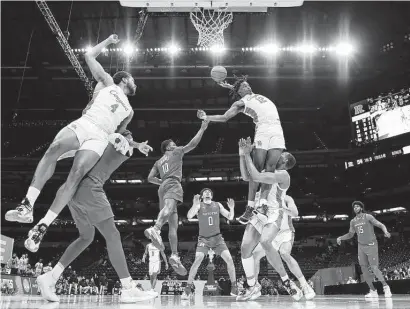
[211,66,227,83]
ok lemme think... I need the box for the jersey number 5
[358,226,364,234]
[162,163,169,173]
[208,216,213,226]
[110,104,119,113]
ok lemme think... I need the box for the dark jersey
[82,144,129,187]
[350,214,378,245]
[155,147,184,182]
[198,201,221,238]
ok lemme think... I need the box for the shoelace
[17,202,32,212]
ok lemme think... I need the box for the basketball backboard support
[119,1,304,12]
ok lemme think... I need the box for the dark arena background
[1,1,410,309]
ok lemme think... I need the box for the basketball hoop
[190,8,233,48]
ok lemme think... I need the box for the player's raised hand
[218,81,234,90]
[336,237,342,245]
[201,120,209,130]
[197,110,207,120]
[109,34,120,44]
[131,140,153,156]
[384,231,391,238]
[193,194,201,205]
[227,198,235,209]
[238,138,246,155]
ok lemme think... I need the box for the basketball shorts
[358,243,379,267]
[252,230,294,257]
[196,234,228,256]
[59,117,109,159]
[158,178,183,209]
[68,182,113,233]
[254,127,286,151]
[149,261,161,275]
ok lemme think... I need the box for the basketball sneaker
[249,282,262,300]
[236,284,258,301]
[383,286,392,298]
[169,254,187,276]
[230,282,239,296]
[144,226,164,251]
[121,281,157,302]
[37,272,59,302]
[283,280,303,301]
[238,206,255,225]
[301,284,316,300]
[5,198,33,223]
[25,223,48,253]
[365,289,378,299]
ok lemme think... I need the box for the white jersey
[83,84,132,134]
[148,243,160,263]
[267,173,289,210]
[35,262,43,273]
[278,205,295,233]
[242,93,283,134]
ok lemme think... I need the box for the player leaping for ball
[197,75,286,225]
[182,189,238,299]
[35,131,156,303]
[337,201,392,299]
[236,138,302,301]
[145,120,210,276]
[6,34,152,230]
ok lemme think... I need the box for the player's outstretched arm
[238,139,250,181]
[197,100,244,123]
[116,110,134,135]
[182,120,209,154]
[219,199,235,220]
[142,245,148,263]
[368,215,391,238]
[187,195,201,219]
[337,220,356,245]
[147,165,162,186]
[85,34,118,86]
[283,195,299,217]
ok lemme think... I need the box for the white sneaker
[301,284,316,300]
[25,223,49,253]
[121,281,157,302]
[249,282,262,300]
[146,289,159,298]
[365,289,378,299]
[5,198,33,223]
[144,227,164,251]
[383,285,392,298]
[236,284,259,301]
[37,272,59,302]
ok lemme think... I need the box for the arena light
[167,44,181,55]
[301,215,317,220]
[141,219,153,223]
[335,43,354,56]
[209,177,223,181]
[188,218,198,222]
[128,180,142,184]
[123,43,135,55]
[210,45,226,54]
[296,44,317,54]
[193,177,208,181]
[334,214,349,219]
[260,43,280,54]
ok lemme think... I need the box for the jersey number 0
[208,216,213,226]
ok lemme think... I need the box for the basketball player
[337,201,392,299]
[142,241,169,293]
[35,259,44,277]
[236,138,299,301]
[197,76,285,225]
[182,189,238,299]
[34,131,156,303]
[251,195,316,301]
[5,34,152,228]
[145,120,209,275]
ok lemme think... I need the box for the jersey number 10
[162,163,169,173]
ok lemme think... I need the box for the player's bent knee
[79,227,95,243]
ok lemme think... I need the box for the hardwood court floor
[1,294,408,309]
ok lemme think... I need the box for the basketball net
[190,8,233,48]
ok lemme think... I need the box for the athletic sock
[39,210,58,226]
[242,257,256,286]
[298,276,308,287]
[51,262,65,281]
[120,277,133,289]
[281,275,289,282]
[26,187,40,207]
